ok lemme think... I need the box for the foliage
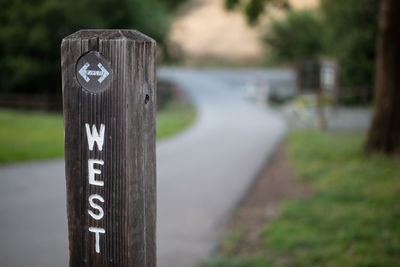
[205,131,400,266]
[225,0,290,25]
[264,11,324,63]
[226,0,379,90]
[0,0,171,94]
[0,0,68,94]
[264,0,379,89]
[320,0,379,87]
[161,0,189,10]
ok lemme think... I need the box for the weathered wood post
[61,30,156,267]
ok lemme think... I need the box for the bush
[264,0,379,90]
[264,10,324,63]
[321,0,379,88]
[0,0,170,94]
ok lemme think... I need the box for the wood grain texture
[61,30,156,267]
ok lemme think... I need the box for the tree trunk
[366,0,400,155]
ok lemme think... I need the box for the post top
[63,30,156,43]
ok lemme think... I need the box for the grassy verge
[204,131,400,267]
[0,102,195,163]
[0,109,64,164]
[156,100,196,139]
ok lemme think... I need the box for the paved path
[0,68,290,267]
[157,68,288,267]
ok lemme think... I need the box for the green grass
[0,109,64,163]
[0,102,195,163]
[204,130,400,267]
[203,256,275,267]
[156,100,196,139]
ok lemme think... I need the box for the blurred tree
[0,0,170,94]
[0,0,70,93]
[366,0,400,155]
[225,0,290,25]
[231,0,378,103]
[160,0,189,10]
[264,11,324,62]
[263,0,378,89]
[321,0,379,88]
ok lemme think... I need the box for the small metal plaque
[76,51,112,93]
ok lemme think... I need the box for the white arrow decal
[79,62,109,84]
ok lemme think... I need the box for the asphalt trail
[0,68,291,267]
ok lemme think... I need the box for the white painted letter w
[85,123,105,151]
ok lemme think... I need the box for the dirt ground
[220,144,312,256]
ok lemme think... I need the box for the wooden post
[61,30,156,267]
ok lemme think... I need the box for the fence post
[61,30,156,267]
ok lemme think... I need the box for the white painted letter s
[88,194,104,220]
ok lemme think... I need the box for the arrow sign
[79,62,110,84]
